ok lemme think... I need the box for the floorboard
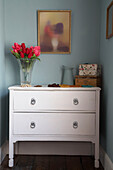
[0,155,104,170]
[66,156,83,170]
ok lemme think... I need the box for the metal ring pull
[73,121,78,129]
[31,98,36,105]
[73,98,79,105]
[30,122,36,129]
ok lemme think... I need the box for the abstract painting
[38,10,71,54]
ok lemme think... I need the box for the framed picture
[38,10,71,54]
[106,1,113,39]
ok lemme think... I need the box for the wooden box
[75,75,101,87]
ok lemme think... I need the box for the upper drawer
[13,91,96,111]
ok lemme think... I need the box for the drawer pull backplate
[73,98,79,105]
[30,122,36,129]
[73,121,78,129]
[31,98,36,105]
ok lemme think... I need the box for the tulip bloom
[21,43,26,49]
[33,46,40,56]
[20,52,24,58]
[28,52,32,58]
[26,48,30,55]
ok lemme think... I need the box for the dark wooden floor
[0,155,104,170]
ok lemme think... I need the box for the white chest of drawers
[8,86,100,168]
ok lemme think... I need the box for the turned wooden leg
[9,141,14,167]
[94,141,99,168]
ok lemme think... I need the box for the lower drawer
[13,113,95,135]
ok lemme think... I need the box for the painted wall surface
[4,0,100,87]
[0,0,7,146]
[99,0,113,162]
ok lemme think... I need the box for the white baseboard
[100,145,113,170]
[0,140,8,164]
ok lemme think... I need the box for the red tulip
[34,46,40,50]
[20,52,24,58]
[28,52,32,58]
[30,46,33,50]
[12,45,15,49]
[33,46,40,56]
[14,42,19,47]
[34,49,38,56]
[21,43,26,49]
[22,48,26,54]
[29,48,33,53]
[26,48,30,54]
[13,49,18,53]
[37,51,40,56]
[12,43,21,51]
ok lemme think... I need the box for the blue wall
[0,0,7,146]
[4,0,100,87]
[99,0,113,162]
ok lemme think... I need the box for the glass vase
[17,59,36,85]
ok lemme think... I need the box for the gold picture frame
[106,1,113,39]
[38,10,71,54]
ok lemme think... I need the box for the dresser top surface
[8,86,101,91]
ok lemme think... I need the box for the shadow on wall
[1,93,7,145]
[5,45,20,86]
[100,68,107,150]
